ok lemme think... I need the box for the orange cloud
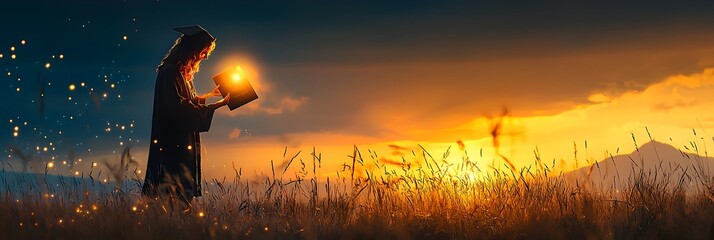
[228,128,242,139]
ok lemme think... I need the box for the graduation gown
[141,63,215,198]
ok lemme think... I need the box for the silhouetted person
[141,25,230,206]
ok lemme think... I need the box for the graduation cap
[173,25,215,43]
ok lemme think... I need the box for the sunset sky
[4,1,714,180]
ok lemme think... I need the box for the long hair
[158,37,216,81]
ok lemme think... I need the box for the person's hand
[213,93,231,109]
[204,85,222,98]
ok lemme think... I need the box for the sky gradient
[4,1,714,180]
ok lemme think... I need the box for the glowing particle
[198,212,205,217]
[111,83,115,88]
[92,162,97,167]
[14,126,18,131]
[11,54,16,59]
[21,40,26,45]
[92,205,98,211]
[131,206,137,212]
[68,96,72,101]
[59,54,64,59]
[13,132,18,137]
[103,179,108,183]
[119,141,124,146]
[123,35,128,40]
[187,145,192,150]
[7,72,10,76]
[62,161,67,165]
[153,139,158,144]
[10,46,15,51]
[45,63,51,69]
[16,87,20,92]
[264,227,269,231]
[80,82,85,87]
[74,171,79,176]
[137,170,141,174]
[0,54,3,58]
[102,93,107,98]
[69,84,76,90]
[43,147,48,152]
[121,125,125,130]
[58,219,63,224]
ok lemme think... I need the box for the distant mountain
[564,141,714,189]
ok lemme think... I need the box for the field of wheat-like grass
[2,145,714,239]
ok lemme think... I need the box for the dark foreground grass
[2,146,714,239]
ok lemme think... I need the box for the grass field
[2,145,714,239]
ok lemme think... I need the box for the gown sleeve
[158,64,216,132]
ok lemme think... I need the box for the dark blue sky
[4,1,714,175]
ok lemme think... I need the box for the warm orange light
[232,66,245,83]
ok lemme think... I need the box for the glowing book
[212,67,258,110]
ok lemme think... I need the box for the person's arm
[197,85,222,104]
[159,65,228,132]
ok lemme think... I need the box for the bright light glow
[232,73,240,81]
[59,54,64,59]
[45,63,51,69]
[47,162,54,168]
[10,46,15,51]
[69,84,76,91]
[11,54,16,59]
[20,40,25,45]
